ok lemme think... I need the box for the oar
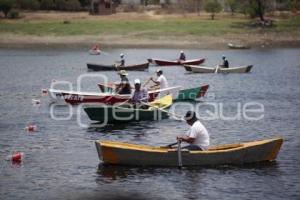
[214,65,219,73]
[143,76,153,87]
[160,142,178,148]
[177,140,182,168]
[140,101,184,121]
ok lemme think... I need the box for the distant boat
[184,65,253,73]
[148,58,205,66]
[89,49,101,55]
[87,62,149,71]
[228,43,250,49]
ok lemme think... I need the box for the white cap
[180,51,184,53]
[156,69,162,73]
[120,53,124,57]
[134,79,141,84]
[222,55,226,58]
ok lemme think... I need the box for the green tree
[18,0,40,10]
[65,0,81,11]
[0,0,15,18]
[40,0,54,10]
[55,0,66,10]
[225,0,238,15]
[204,0,222,20]
[288,0,300,12]
[247,0,267,21]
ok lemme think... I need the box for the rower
[150,69,169,90]
[179,50,186,61]
[115,70,131,95]
[118,53,125,67]
[129,79,148,108]
[221,55,229,68]
[176,111,210,151]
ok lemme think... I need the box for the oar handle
[177,140,182,168]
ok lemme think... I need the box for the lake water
[0,47,299,200]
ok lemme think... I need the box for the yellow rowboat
[95,137,283,167]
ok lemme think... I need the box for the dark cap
[184,111,198,121]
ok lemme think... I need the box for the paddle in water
[177,140,182,168]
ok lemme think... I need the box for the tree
[247,0,267,21]
[288,0,300,12]
[225,0,238,15]
[0,0,15,18]
[18,0,40,10]
[204,0,222,20]
[55,0,66,10]
[65,0,81,11]
[40,0,54,10]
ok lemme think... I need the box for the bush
[8,8,19,18]
[0,0,15,17]
[19,0,40,10]
[40,0,54,10]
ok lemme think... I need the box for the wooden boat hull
[89,49,101,55]
[148,58,205,66]
[175,84,209,101]
[95,138,283,166]
[87,62,149,71]
[48,89,130,105]
[84,95,172,122]
[184,65,253,73]
[228,43,250,49]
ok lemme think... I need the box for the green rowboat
[84,95,172,123]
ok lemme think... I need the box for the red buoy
[11,152,22,163]
[25,123,37,132]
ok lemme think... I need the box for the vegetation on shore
[0,13,299,38]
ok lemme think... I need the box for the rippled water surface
[0,47,299,200]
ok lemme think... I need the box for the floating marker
[11,152,23,163]
[25,123,37,132]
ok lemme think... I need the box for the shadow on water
[95,161,280,183]
[87,121,158,133]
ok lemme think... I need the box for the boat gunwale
[96,137,283,154]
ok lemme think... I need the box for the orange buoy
[11,152,22,163]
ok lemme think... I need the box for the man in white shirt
[150,69,169,89]
[177,111,210,151]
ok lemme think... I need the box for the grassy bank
[0,12,300,48]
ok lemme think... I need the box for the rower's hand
[176,136,183,142]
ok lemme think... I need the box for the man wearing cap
[129,79,148,107]
[115,70,131,95]
[221,55,229,68]
[176,111,210,151]
[179,51,186,61]
[150,69,169,90]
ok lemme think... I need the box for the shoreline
[1,32,300,49]
[1,34,300,49]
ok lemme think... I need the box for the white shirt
[186,120,210,150]
[157,75,168,89]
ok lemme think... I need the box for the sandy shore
[1,33,300,49]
